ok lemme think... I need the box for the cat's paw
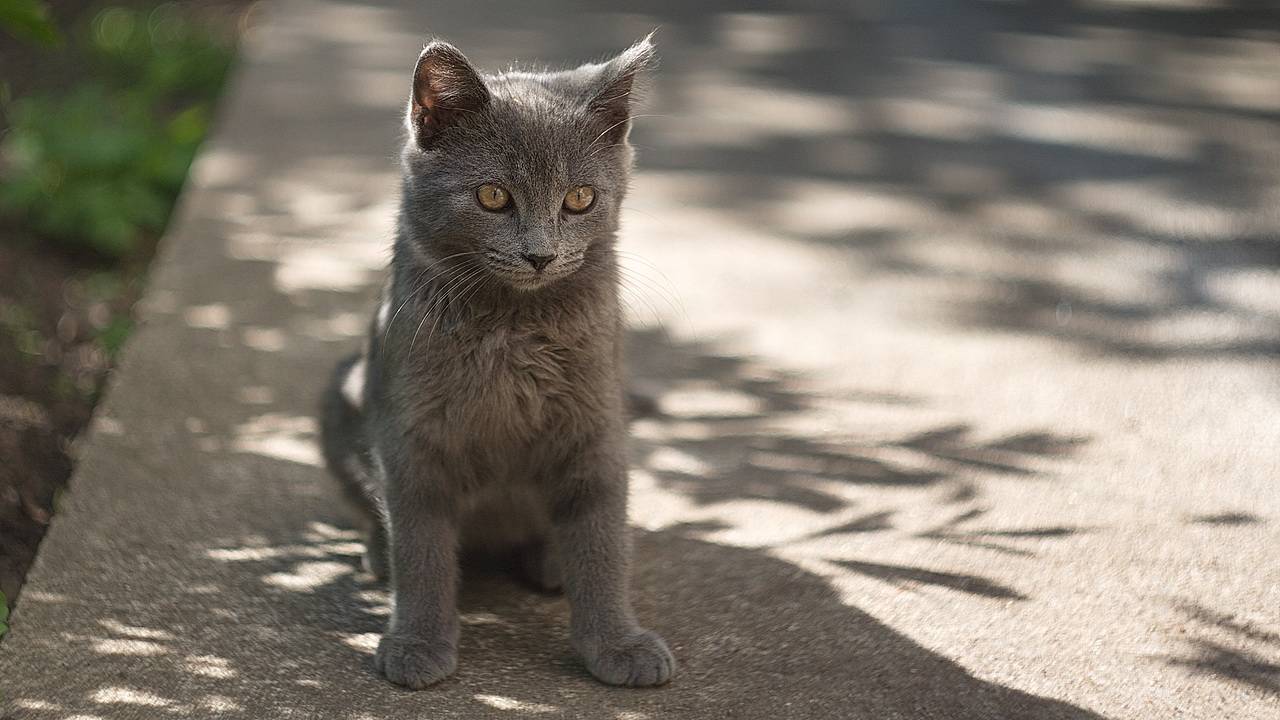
[374,635,457,689]
[577,629,675,687]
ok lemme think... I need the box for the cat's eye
[476,183,511,211]
[563,185,596,213]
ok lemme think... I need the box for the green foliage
[0,589,9,639]
[96,314,133,358]
[0,4,233,258]
[88,6,232,101]
[0,301,41,356]
[1,86,206,256]
[82,271,136,361]
[0,0,61,46]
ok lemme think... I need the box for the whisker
[586,114,668,153]
[617,250,681,294]
[407,269,480,360]
[424,260,487,321]
[618,274,668,326]
[422,269,491,359]
[616,252,688,323]
[616,274,667,332]
[586,142,642,160]
[407,261,487,357]
[613,278,654,330]
[621,203,671,227]
[383,250,484,348]
[409,259,484,331]
[616,293,643,325]
[617,266,686,324]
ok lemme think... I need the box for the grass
[1,4,234,258]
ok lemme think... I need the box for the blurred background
[0,0,249,615]
[0,0,1278,716]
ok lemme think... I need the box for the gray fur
[319,36,673,689]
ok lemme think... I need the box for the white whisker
[407,261,487,357]
[383,250,484,349]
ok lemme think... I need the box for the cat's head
[399,37,656,291]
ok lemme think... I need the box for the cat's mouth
[483,250,585,290]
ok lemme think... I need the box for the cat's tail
[320,352,389,579]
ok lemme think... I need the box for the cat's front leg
[376,463,461,689]
[550,438,675,687]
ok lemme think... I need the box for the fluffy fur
[319,36,674,689]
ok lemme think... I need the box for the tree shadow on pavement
[628,327,1092,600]
[1163,600,1280,697]
[611,0,1280,362]
[4,521,1106,719]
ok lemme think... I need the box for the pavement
[2,0,1279,717]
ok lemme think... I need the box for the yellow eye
[563,185,595,213]
[476,184,511,211]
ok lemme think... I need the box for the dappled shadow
[2,324,1104,717]
[1189,512,1262,526]
[628,327,1093,597]
[3,513,1105,719]
[913,507,1092,559]
[615,0,1280,361]
[829,559,1026,601]
[1163,600,1280,697]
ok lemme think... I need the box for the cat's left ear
[584,34,657,145]
[409,41,490,150]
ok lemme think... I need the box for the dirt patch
[0,231,148,602]
[0,396,72,603]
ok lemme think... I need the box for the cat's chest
[463,327,576,399]
[420,322,606,438]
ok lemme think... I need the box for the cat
[319,36,674,689]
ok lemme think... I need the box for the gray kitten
[319,37,674,689]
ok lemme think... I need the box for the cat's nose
[522,252,556,272]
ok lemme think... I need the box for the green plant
[1,86,206,255]
[96,314,133,358]
[0,589,9,638]
[0,5,233,258]
[0,0,60,45]
[88,5,232,101]
[0,301,41,356]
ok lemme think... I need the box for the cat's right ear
[408,41,490,150]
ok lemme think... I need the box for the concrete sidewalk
[3,0,1279,717]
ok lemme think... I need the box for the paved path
[3,0,1279,717]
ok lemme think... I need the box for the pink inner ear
[409,46,490,149]
[413,48,489,114]
[414,59,441,112]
